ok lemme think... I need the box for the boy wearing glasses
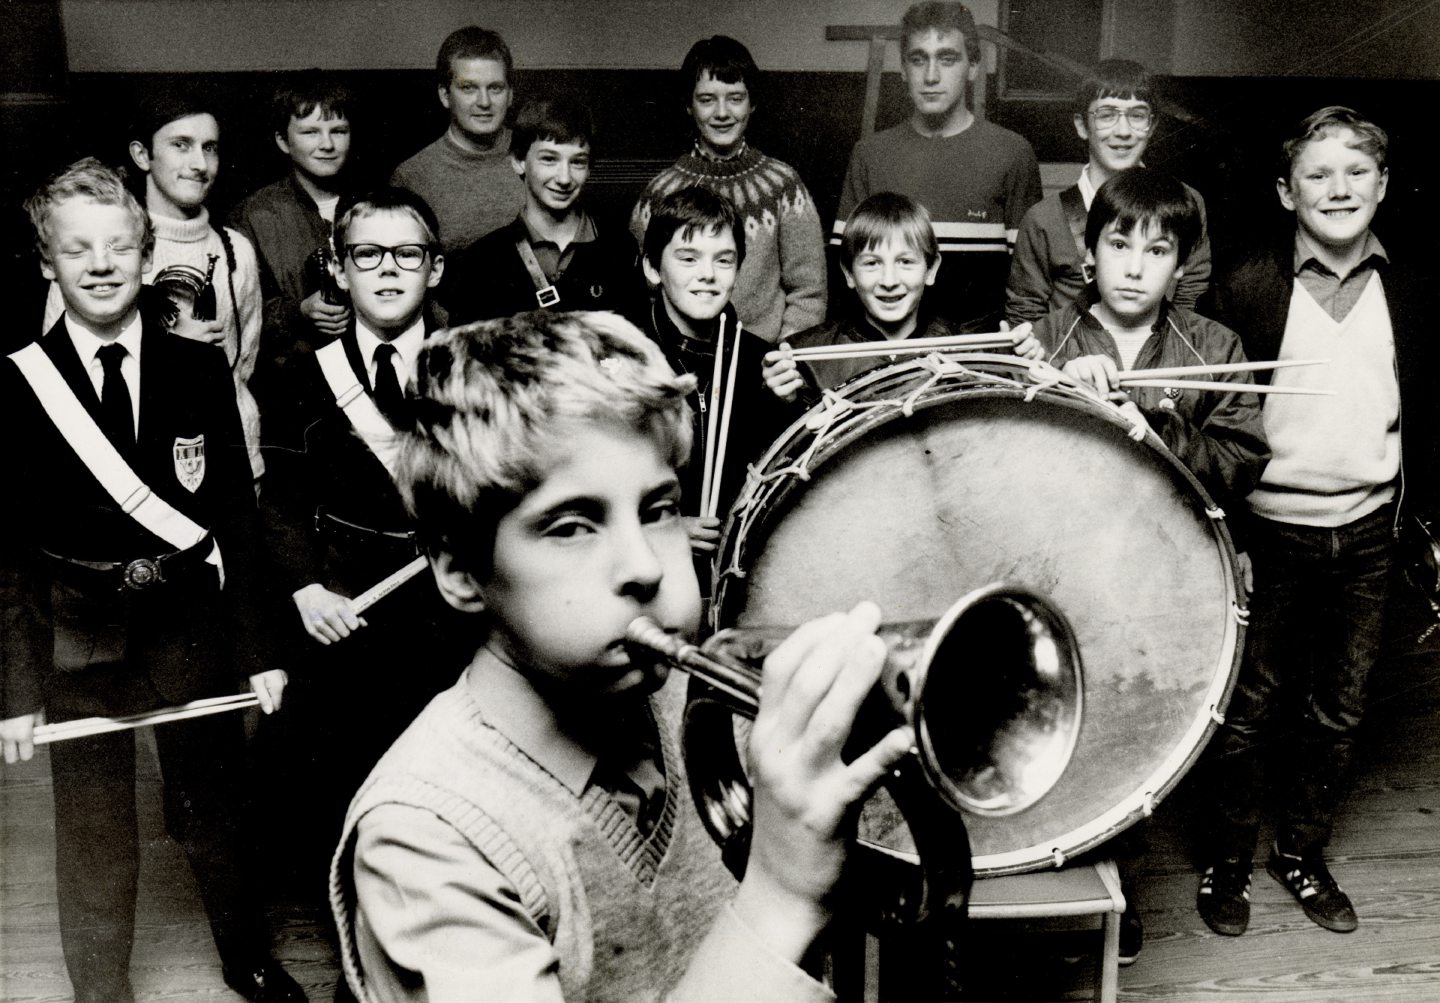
[262,187,471,903]
[1006,59,1212,325]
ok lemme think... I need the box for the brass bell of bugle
[626,582,1084,819]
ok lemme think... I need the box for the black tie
[98,343,135,455]
[372,343,405,422]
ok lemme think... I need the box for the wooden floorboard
[3,628,1439,1001]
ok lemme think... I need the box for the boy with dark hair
[639,185,789,559]
[329,308,913,1002]
[1007,59,1212,325]
[231,71,355,401]
[262,186,469,910]
[834,1,1041,328]
[441,97,638,322]
[391,26,524,253]
[1196,106,1440,938]
[630,34,827,343]
[1038,169,1266,510]
[42,90,265,485]
[1036,167,1267,964]
[4,158,303,1003]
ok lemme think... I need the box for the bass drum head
[714,363,1241,875]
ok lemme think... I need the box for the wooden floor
[4,607,1440,1002]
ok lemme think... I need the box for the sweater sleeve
[1005,203,1055,325]
[1003,140,1044,250]
[227,227,265,479]
[776,181,828,337]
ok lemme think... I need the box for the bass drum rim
[709,355,1245,876]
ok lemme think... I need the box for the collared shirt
[354,317,425,394]
[468,650,664,824]
[66,311,143,434]
[1294,230,1388,323]
[520,211,597,282]
[1077,162,1101,210]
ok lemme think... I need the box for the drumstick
[32,555,433,747]
[1116,358,1328,380]
[707,319,744,519]
[698,314,727,520]
[787,332,1013,360]
[1117,378,1334,395]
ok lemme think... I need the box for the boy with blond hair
[328,309,914,1001]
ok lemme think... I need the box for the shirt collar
[65,310,144,366]
[1293,230,1388,278]
[354,315,426,376]
[519,210,596,248]
[1078,163,1100,210]
[465,653,599,796]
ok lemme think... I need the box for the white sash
[316,339,402,478]
[9,342,209,552]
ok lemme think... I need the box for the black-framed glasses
[343,243,433,272]
[1090,106,1154,132]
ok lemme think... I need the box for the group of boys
[1,3,1436,1002]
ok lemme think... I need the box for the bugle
[626,583,1084,927]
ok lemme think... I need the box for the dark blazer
[1208,237,1440,521]
[262,320,427,598]
[0,313,269,718]
[440,214,643,324]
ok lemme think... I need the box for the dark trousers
[1206,504,1395,861]
[47,662,265,1001]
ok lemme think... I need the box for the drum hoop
[710,354,1248,876]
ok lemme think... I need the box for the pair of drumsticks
[781,331,1332,396]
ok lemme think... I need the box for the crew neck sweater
[391,130,525,253]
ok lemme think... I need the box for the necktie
[372,343,405,422]
[97,342,135,455]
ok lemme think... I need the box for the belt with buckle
[42,537,215,592]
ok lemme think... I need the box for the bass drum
[711,355,1244,876]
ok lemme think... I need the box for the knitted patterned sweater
[629,142,827,343]
[43,209,264,479]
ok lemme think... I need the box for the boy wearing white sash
[262,188,472,901]
[0,160,303,1003]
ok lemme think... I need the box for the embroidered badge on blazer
[173,434,205,492]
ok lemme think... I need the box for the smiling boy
[4,158,302,1003]
[391,27,525,253]
[834,2,1041,328]
[1196,106,1440,938]
[231,72,355,395]
[638,186,791,561]
[630,35,826,343]
[1006,59,1212,325]
[441,98,637,322]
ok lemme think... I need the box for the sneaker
[1266,848,1358,933]
[1118,903,1143,966]
[1197,857,1252,936]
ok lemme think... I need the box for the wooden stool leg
[1099,911,1119,1003]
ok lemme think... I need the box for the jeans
[1206,503,1395,861]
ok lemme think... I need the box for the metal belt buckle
[123,557,162,590]
[535,285,561,308]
